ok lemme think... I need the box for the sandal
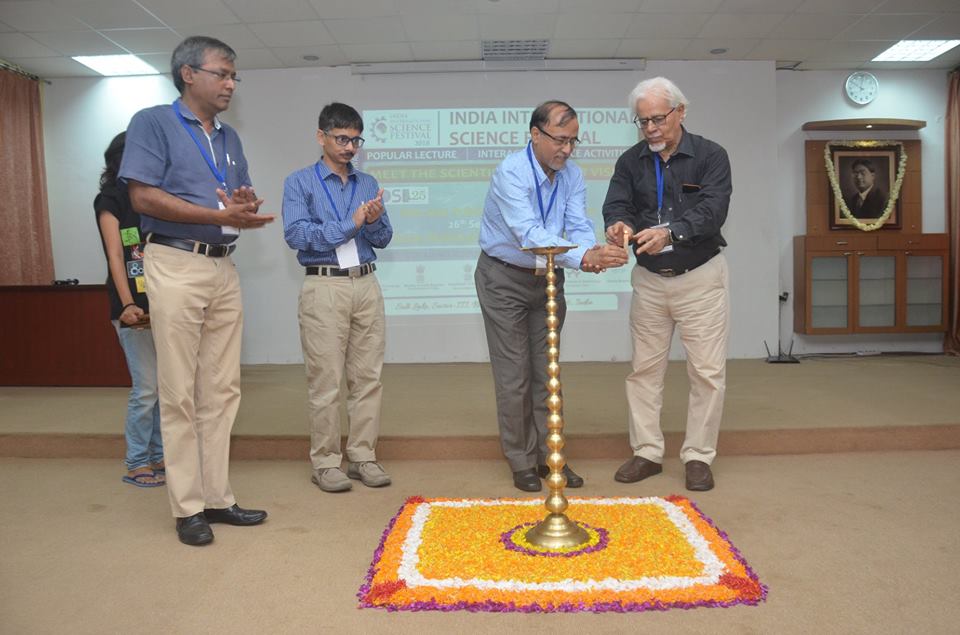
[122,469,164,488]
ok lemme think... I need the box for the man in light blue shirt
[282,102,393,494]
[475,100,629,492]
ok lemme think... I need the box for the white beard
[648,141,666,152]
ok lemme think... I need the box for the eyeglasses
[535,126,580,148]
[324,132,365,148]
[190,66,241,83]
[633,106,676,129]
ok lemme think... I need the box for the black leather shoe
[203,504,268,526]
[176,512,213,546]
[537,464,584,488]
[512,468,542,492]
[614,456,663,483]
[685,460,715,491]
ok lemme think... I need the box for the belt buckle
[347,266,361,278]
[658,268,677,277]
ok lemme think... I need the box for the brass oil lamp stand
[522,245,589,549]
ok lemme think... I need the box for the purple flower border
[357,495,768,613]
[499,521,609,557]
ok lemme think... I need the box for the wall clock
[844,71,879,105]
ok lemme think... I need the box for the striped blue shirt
[479,142,595,270]
[282,159,393,267]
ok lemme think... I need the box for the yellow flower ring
[500,521,609,557]
[358,495,767,613]
[824,140,907,232]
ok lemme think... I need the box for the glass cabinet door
[810,255,848,329]
[857,255,895,328]
[905,254,944,327]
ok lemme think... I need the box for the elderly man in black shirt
[602,76,731,492]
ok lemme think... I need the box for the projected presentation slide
[358,107,639,317]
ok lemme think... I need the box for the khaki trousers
[626,253,729,465]
[144,243,241,517]
[298,273,385,470]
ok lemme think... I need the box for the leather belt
[484,252,552,276]
[147,233,236,257]
[306,263,376,278]
[648,248,721,278]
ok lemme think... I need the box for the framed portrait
[828,145,901,230]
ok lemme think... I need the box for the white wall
[775,69,949,355]
[44,60,792,363]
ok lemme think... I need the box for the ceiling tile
[396,0,475,14]
[230,48,283,69]
[6,55,101,77]
[558,0,641,11]
[746,38,823,60]
[472,0,559,14]
[836,13,938,40]
[874,0,960,12]
[770,13,862,39]
[616,37,691,58]
[179,24,265,49]
[0,32,60,57]
[136,0,239,28]
[410,39,480,60]
[548,38,620,58]
[805,39,893,60]
[101,27,182,54]
[478,13,557,40]
[401,16,479,42]
[270,44,348,66]
[718,0,805,12]
[555,13,632,39]
[220,0,318,22]
[306,0,399,19]
[908,14,960,38]
[324,17,409,44]
[639,0,724,13]
[27,29,123,56]
[795,0,882,12]
[625,12,711,38]
[0,1,86,31]
[136,52,172,73]
[339,41,413,63]
[61,0,165,30]
[683,37,760,58]
[248,21,335,47]
[699,13,787,39]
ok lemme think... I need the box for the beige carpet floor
[2,451,958,633]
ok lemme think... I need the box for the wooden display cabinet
[793,234,948,334]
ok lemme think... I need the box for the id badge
[220,199,239,236]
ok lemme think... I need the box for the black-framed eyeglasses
[190,66,241,83]
[633,106,676,129]
[324,131,365,148]
[536,126,580,149]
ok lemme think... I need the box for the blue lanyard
[526,143,559,224]
[654,154,665,212]
[314,162,357,222]
[173,101,226,189]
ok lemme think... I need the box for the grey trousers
[475,252,566,472]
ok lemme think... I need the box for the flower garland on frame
[824,140,907,231]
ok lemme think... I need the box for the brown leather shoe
[685,460,715,491]
[614,456,662,483]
